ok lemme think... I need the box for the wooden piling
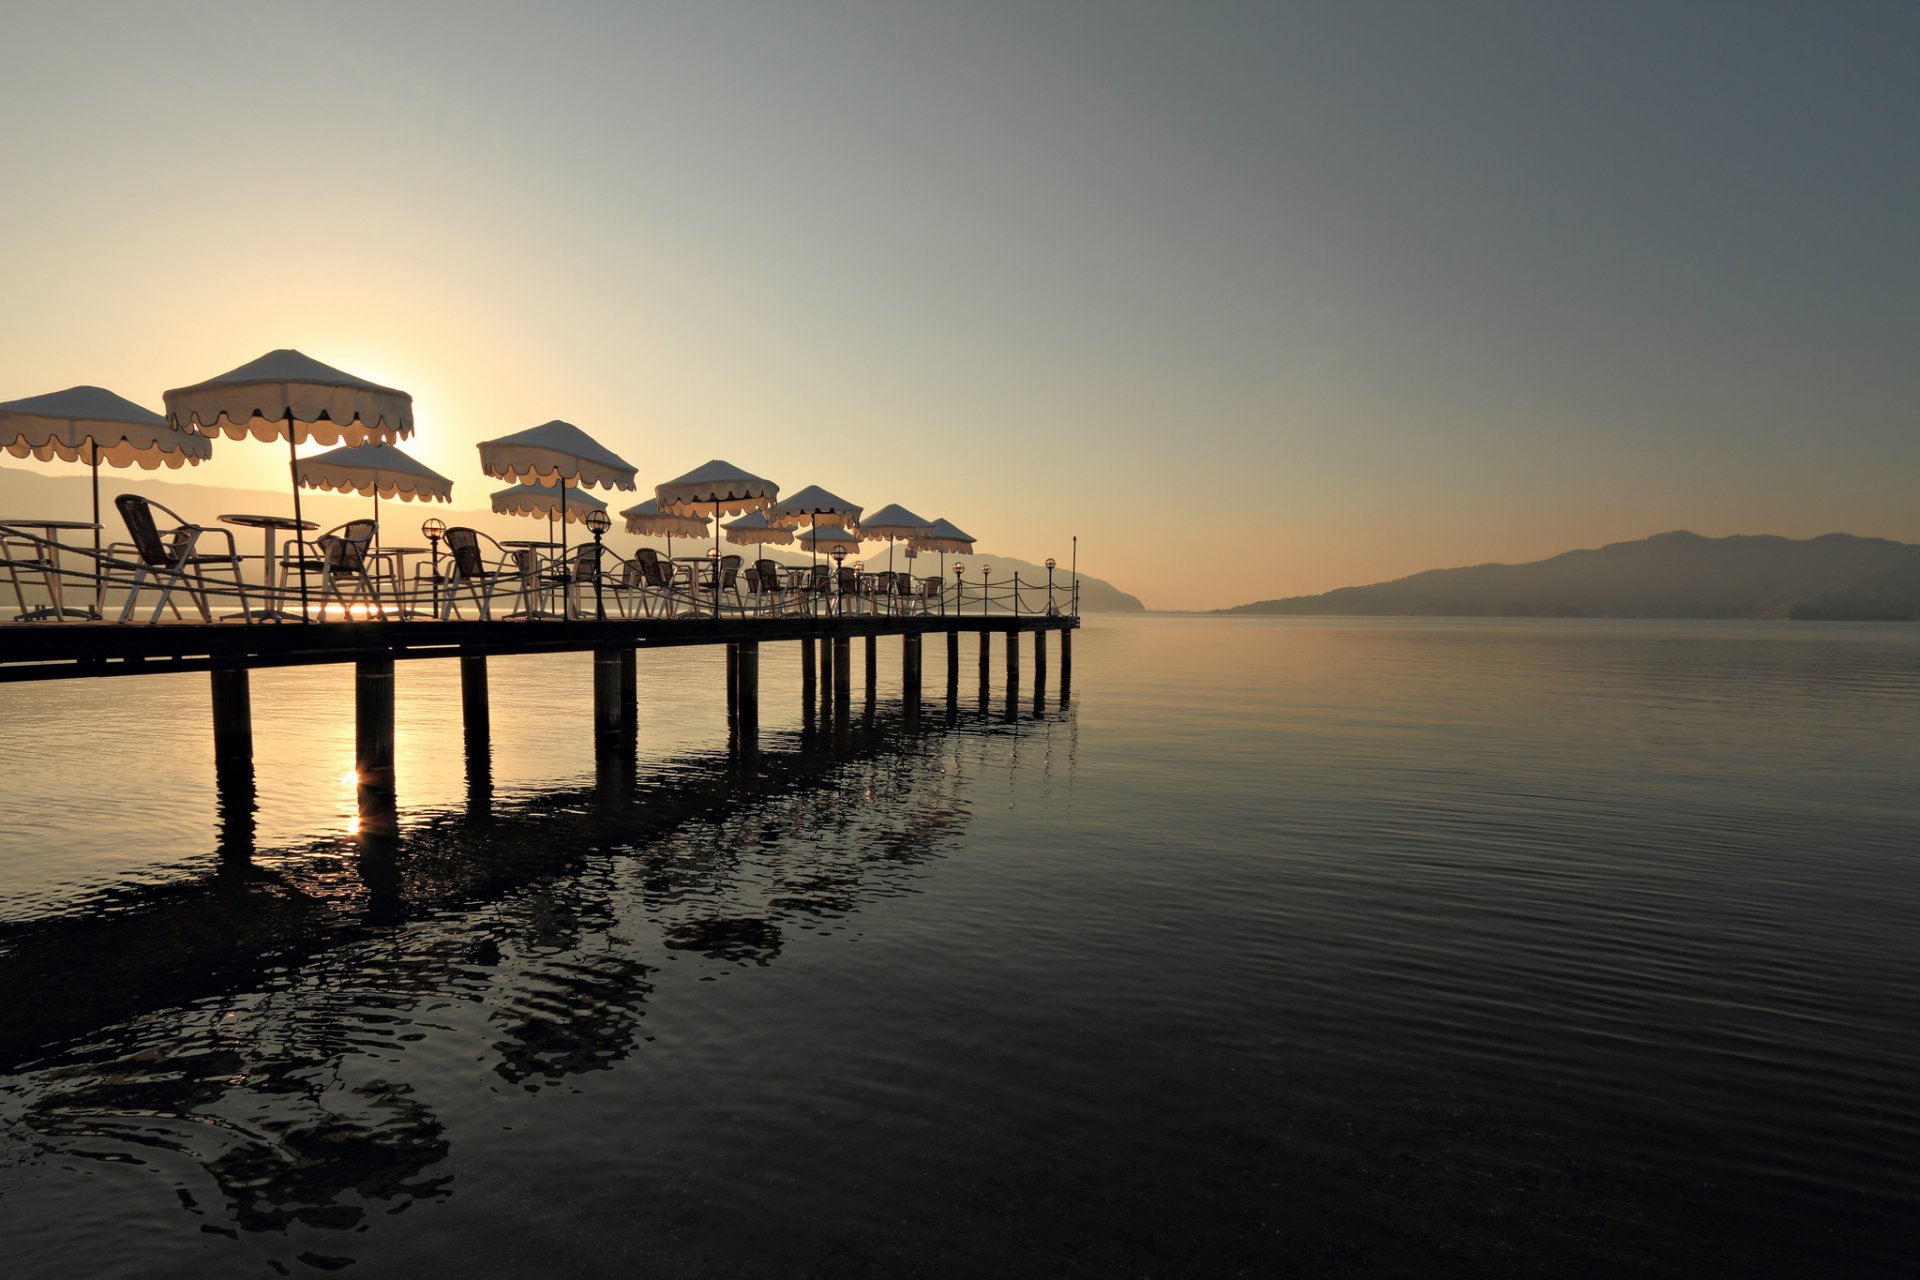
[832,636,851,699]
[620,648,637,738]
[594,648,625,748]
[737,640,759,734]
[1005,630,1021,685]
[210,667,252,766]
[725,641,740,727]
[866,634,878,698]
[460,654,490,743]
[978,630,990,687]
[354,656,396,797]
[801,637,817,726]
[1034,629,1047,677]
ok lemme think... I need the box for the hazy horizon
[4,2,1915,610]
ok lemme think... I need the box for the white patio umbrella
[491,482,608,546]
[768,483,862,581]
[858,503,936,581]
[723,510,794,549]
[619,497,710,559]
[297,442,453,551]
[655,460,779,617]
[909,516,977,603]
[166,349,413,618]
[478,421,637,599]
[0,385,213,615]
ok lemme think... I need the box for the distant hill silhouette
[1221,531,1920,621]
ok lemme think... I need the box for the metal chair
[750,559,789,615]
[634,547,688,617]
[438,527,519,620]
[696,554,745,614]
[278,519,380,614]
[111,494,251,624]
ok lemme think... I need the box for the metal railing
[0,524,1081,626]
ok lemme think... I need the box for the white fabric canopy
[798,525,862,552]
[654,459,778,517]
[767,484,861,532]
[298,442,453,502]
[859,503,935,542]
[1,385,211,469]
[619,497,710,538]
[724,510,794,547]
[910,517,976,554]
[164,349,413,446]
[477,420,637,490]
[491,483,608,522]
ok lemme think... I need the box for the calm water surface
[1,616,1916,1276]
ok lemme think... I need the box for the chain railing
[1,523,1081,626]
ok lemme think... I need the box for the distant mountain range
[1220,531,1920,621]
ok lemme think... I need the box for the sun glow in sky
[3,1,1915,610]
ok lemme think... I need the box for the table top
[220,513,317,531]
[373,545,428,555]
[500,539,561,549]
[0,518,102,531]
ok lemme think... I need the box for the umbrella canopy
[491,483,608,523]
[656,460,779,617]
[655,459,778,517]
[619,497,710,539]
[164,348,412,446]
[910,517,976,554]
[477,420,637,491]
[767,484,861,532]
[166,349,414,618]
[859,503,935,542]
[298,442,453,502]
[1,385,211,469]
[724,510,794,548]
[0,385,213,616]
[798,525,862,552]
[478,422,635,600]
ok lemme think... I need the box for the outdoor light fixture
[585,508,612,621]
[421,518,447,617]
[1046,557,1057,615]
[830,544,849,617]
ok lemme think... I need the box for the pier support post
[832,636,851,700]
[594,648,625,750]
[621,649,637,739]
[355,656,396,801]
[1060,628,1072,703]
[1005,630,1021,686]
[736,640,760,749]
[902,633,922,695]
[460,654,490,745]
[801,637,817,729]
[866,634,878,700]
[725,642,740,728]
[211,667,252,767]
[1034,630,1047,679]
[978,630,990,687]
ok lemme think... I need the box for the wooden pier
[0,613,1077,778]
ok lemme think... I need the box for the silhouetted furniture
[113,494,251,625]
[697,554,744,614]
[278,519,380,613]
[749,559,789,615]
[438,527,520,620]
[634,547,688,617]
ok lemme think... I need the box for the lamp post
[982,564,990,616]
[585,508,611,621]
[1046,557,1056,615]
[830,544,849,617]
[421,517,446,618]
[953,561,964,618]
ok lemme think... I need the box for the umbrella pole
[559,483,569,620]
[712,499,721,619]
[288,418,309,621]
[90,440,103,618]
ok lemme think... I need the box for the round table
[220,514,316,621]
[0,518,103,620]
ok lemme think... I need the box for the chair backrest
[744,566,761,593]
[754,559,782,590]
[920,576,943,599]
[836,566,858,593]
[807,564,830,591]
[323,519,376,571]
[114,494,172,567]
[444,527,486,580]
[620,558,645,588]
[637,546,673,588]
[720,554,741,586]
[570,543,599,581]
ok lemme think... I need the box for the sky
[2,0,1915,610]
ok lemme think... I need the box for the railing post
[1013,573,1021,616]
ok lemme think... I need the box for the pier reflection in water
[0,652,1072,1277]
